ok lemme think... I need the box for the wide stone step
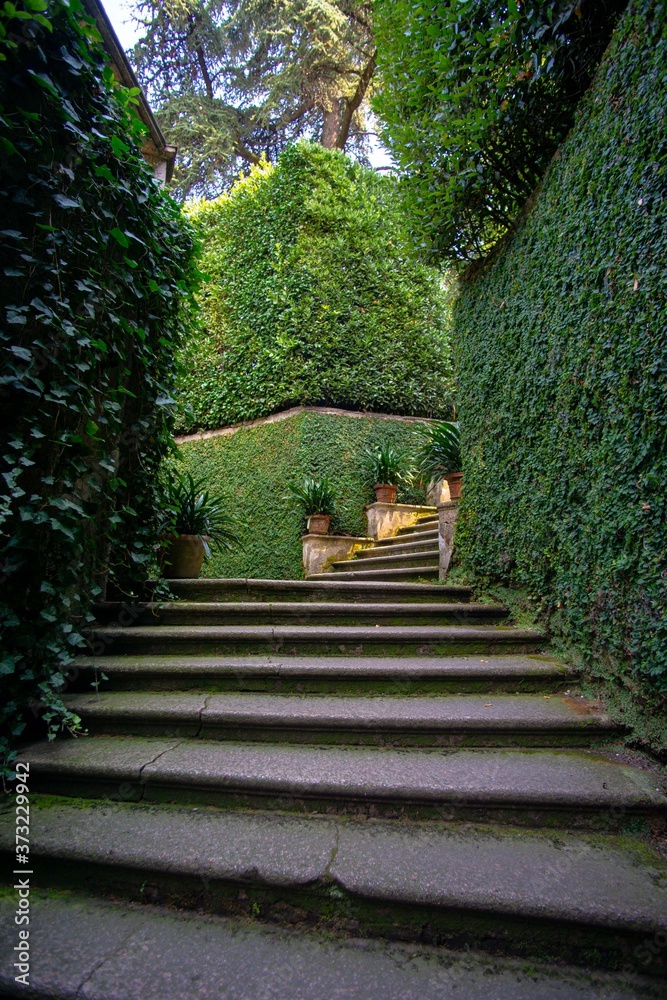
[332,550,439,572]
[376,527,439,547]
[84,624,546,657]
[94,601,508,628]
[70,653,578,695]
[3,806,667,979]
[63,691,617,747]
[308,565,439,582]
[17,737,667,828]
[2,893,660,996]
[354,537,439,559]
[164,577,472,604]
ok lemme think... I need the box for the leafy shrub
[0,0,196,774]
[452,0,667,747]
[177,411,431,580]
[364,443,406,487]
[176,141,454,431]
[373,0,625,262]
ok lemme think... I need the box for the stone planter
[366,502,437,540]
[302,534,373,577]
[306,513,332,535]
[373,484,398,504]
[160,534,208,579]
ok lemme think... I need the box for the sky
[101,0,394,172]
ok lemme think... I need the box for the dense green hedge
[176,142,453,431]
[177,411,430,580]
[0,0,195,773]
[373,0,625,262]
[453,0,667,747]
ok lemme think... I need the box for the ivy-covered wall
[177,411,430,580]
[0,0,195,773]
[453,0,667,748]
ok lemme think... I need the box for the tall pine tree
[132,0,376,198]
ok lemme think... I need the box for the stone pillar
[438,501,459,580]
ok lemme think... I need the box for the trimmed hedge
[453,0,667,748]
[176,142,454,432]
[177,411,430,580]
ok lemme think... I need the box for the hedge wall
[453,0,667,748]
[176,143,453,432]
[177,411,430,580]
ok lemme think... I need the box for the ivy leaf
[110,227,130,248]
[53,193,81,209]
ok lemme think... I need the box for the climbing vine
[0,0,197,775]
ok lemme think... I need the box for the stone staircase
[2,570,667,997]
[309,511,441,581]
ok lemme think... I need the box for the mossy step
[4,806,667,979]
[354,537,440,559]
[70,653,578,695]
[163,578,472,604]
[84,624,546,657]
[63,691,618,747]
[93,601,508,628]
[396,516,439,534]
[307,565,439,582]
[15,737,667,828]
[376,528,439,546]
[334,550,439,571]
[2,893,660,997]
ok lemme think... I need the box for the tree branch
[334,49,377,150]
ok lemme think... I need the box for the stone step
[354,537,440,559]
[71,653,578,695]
[16,737,667,828]
[397,515,439,533]
[63,691,617,747]
[308,565,439,582]
[85,624,546,657]
[331,550,439,572]
[93,601,508,628]
[2,893,661,997]
[376,527,439,546]
[163,577,472,604]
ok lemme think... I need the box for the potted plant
[158,471,241,579]
[365,443,405,504]
[287,477,336,535]
[417,421,463,500]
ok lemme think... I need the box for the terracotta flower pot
[445,472,463,501]
[374,484,398,504]
[307,513,332,535]
[160,534,208,579]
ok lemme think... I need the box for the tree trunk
[321,105,342,149]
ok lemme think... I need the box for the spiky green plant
[158,471,242,558]
[286,477,337,518]
[417,422,462,483]
[364,443,406,486]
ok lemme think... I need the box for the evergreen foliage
[178,142,453,431]
[452,0,667,745]
[0,0,196,774]
[132,0,376,198]
[177,411,430,580]
[373,0,625,262]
